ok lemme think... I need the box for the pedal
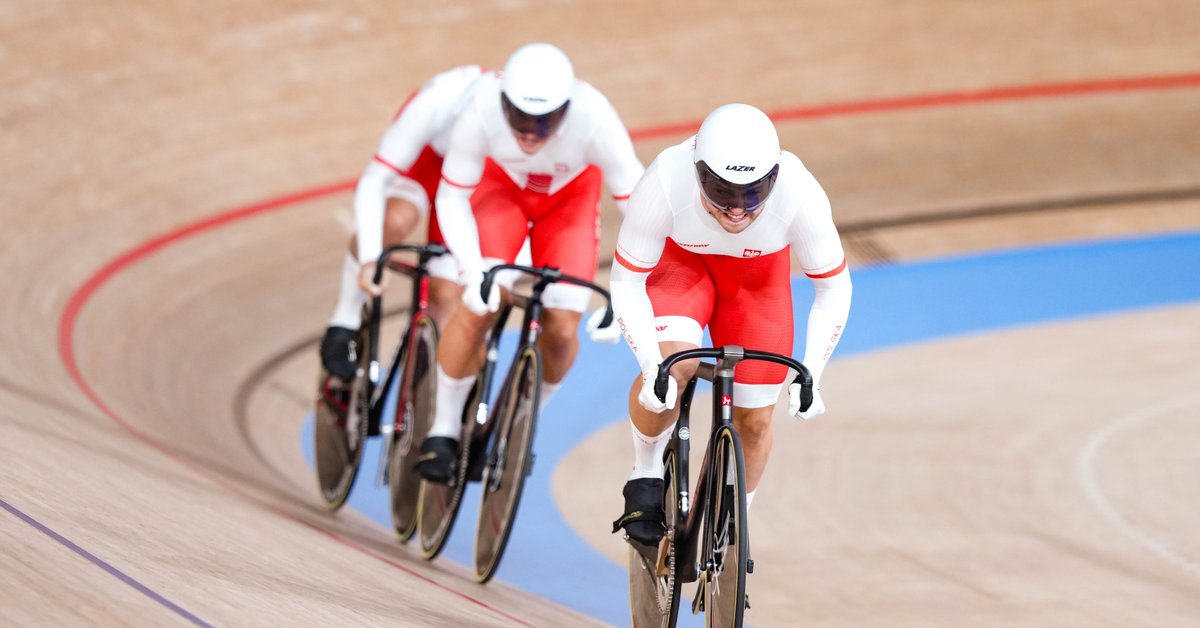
[691,572,707,614]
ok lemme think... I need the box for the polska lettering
[822,325,843,360]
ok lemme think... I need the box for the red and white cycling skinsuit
[610,138,852,408]
[354,65,484,279]
[435,72,644,311]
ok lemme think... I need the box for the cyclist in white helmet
[415,43,646,481]
[608,104,853,545]
[319,65,486,382]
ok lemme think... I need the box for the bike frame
[363,243,446,482]
[655,346,814,583]
[468,264,614,471]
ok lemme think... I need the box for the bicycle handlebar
[371,243,448,285]
[481,264,614,329]
[653,346,815,413]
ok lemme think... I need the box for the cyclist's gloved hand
[788,383,825,420]
[585,308,620,344]
[637,368,677,414]
[358,261,386,297]
[461,266,500,316]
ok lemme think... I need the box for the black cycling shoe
[320,326,358,383]
[414,436,458,484]
[612,478,666,546]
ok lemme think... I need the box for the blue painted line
[0,496,212,627]
[302,230,1200,626]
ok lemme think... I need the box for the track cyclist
[319,65,488,382]
[608,103,853,548]
[415,42,645,482]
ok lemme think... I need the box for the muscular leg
[342,198,421,297]
[437,306,495,378]
[731,405,774,492]
[421,304,496,446]
[427,276,461,330]
[538,308,583,384]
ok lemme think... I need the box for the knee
[734,409,773,443]
[382,201,419,244]
[448,307,492,337]
[428,279,461,326]
[668,359,699,386]
[540,319,579,354]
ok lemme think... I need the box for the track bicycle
[416,263,613,584]
[312,243,446,545]
[628,346,814,627]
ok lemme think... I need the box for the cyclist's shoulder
[769,152,831,218]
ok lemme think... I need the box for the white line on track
[1076,394,1200,579]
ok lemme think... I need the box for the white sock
[328,252,366,329]
[628,421,675,481]
[538,380,562,414]
[427,365,477,440]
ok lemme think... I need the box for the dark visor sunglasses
[501,93,569,139]
[695,161,780,212]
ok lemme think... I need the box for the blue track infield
[302,230,1200,626]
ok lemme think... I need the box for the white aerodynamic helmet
[500,43,574,138]
[693,104,782,211]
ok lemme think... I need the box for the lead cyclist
[604,104,853,546]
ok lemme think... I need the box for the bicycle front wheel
[417,378,484,560]
[702,426,749,627]
[473,346,541,583]
[628,447,684,627]
[387,315,438,541]
[313,327,371,511]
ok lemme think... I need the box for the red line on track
[629,71,1200,140]
[57,70,1200,622]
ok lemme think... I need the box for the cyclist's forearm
[353,163,392,264]
[433,184,484,271]
[801,270,852,382]
[610,273,665,372]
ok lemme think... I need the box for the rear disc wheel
[387,316,438,541]
[313,327,370,511]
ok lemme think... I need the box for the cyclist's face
[511,131,549,154]
[701,196,761,233]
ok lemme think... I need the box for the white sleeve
[434,106,490,273]
[353,161,392,264]
[583,93,644,215]
[801,271,852,383]
[609,158,673,372]
[786,177,852,383]
[354,97,441,264]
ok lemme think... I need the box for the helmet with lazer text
[500,43,574,139]
[693,104,782,211]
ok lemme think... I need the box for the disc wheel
[387,316,438,541]
[313,326,370,511]
[628,447,684,627]
[702,427,749,628]
[473,347,541,583]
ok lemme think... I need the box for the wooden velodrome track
[3,1,1199,626]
